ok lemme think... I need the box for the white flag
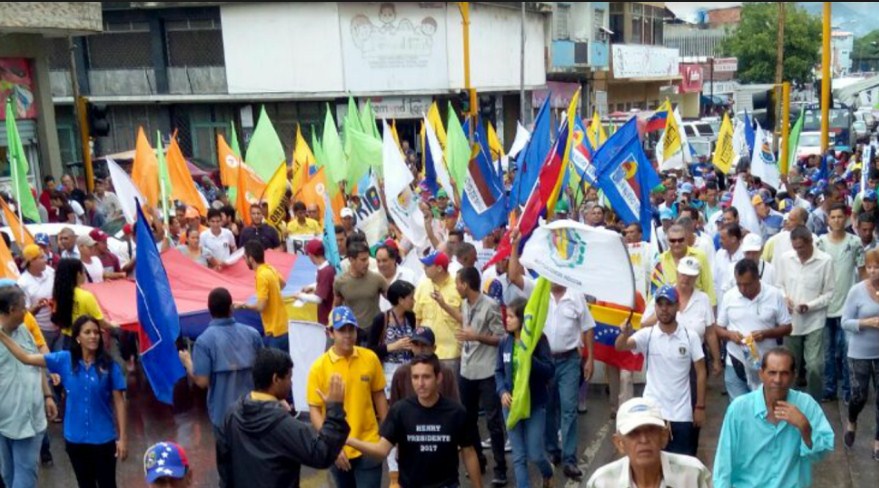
[423,115,455,198]
[382,120,428,249]
[732,178,761,236]
[106,157,146,223]
[520,219,635,307]
[507,122,531,159]
[749,121,782,189]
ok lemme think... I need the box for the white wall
[221,2,547,95]
[222,3,345,94]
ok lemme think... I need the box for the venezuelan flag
[645,100,672,133]
[590,303,645,372]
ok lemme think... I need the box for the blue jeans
[329,454,383,488]
[545,353,580,465]
[263,333,289,353]
[0,432,44,488]
[823,317,850,401]
[665,422,697,456]
[724,362,752,401]
[505,406,553,487]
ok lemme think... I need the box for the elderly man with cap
[294,239,336,325]
[416,251,464,373]
[340,207,358,239]
[753,190,784,241]
[57,227,79,260]
[144,442,193,488]
[307,306,386,488]
[616,285,707,456]
[76,233,105,284]
[585,397,711,488]
[89,229,126,280]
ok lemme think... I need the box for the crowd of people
[0,138,877,488]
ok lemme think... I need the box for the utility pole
[69,36,94,192]
[519,1,526,125]
[458,2,477,142]
[821,2,831,153]
[773,2,785,152]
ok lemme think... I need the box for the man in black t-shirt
[346,354,483,488]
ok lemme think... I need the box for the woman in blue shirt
[495,299,555,488]
[0,314,127,488]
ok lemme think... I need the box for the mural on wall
[0,58,36,120]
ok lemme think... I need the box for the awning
[834,74,879,107]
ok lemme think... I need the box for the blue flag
[134,201,185,405]
[423,129,441,196]
[744,111,755,158]
[462,132,508,240]
[322,193,342,272]
[511,96,551,208]
[594,119,661,240]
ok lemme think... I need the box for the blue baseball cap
[34,233,50,247]
[0,279,17,288]
[865,189,877,202]
[420,251,450,268]
[655,285,679,304]
[679,182,694,195]
[143,442,188,483]
[659,207,675,221]
[331,306,359,330]
[411,326,436,346]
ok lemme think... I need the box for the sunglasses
[668,238,686,244]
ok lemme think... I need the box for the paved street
[35,369,878,487]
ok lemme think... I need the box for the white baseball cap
[340,208,355,219]
[741,233,763,253]
[616,397,666,435]
[677,256,701,277]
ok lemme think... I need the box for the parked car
[853,120,870,143]
[682,121,715,138]
[795,131,823,160]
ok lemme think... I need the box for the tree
[853,30,879,72]
[720,3,821,84]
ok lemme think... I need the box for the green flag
[156,133,171,224]
[311,125,325,169]
[786,110,804,176]
[228,121,242,158]
[4,98,40,223]
[506,277,552,429]
[246,106,286,182]
[445,102,470,195]
[359,99,380,139]
[346,128,383,183]
[322,104,347,186]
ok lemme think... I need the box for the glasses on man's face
[668,238,685,244]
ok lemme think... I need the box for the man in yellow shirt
[240,241,288,351]
[413,251,463,371]
[307,306,387,488]
[286,201,322,237]
[655,224,716,306]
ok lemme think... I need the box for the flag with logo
[461,134,508,240]
[750,121,781,189]
[506,277,551,429]
[353,170,389,244]
[218,134,266,225]
[659,104,684,171]
[298,167,344,225]
[594,118,661,240]
[134,201,185,405]
[382,120,428,248]
[713,113,736,174]
[262,163,290,232]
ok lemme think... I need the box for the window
[555,4,571,40]
[684,125,697,137]
[166,18,225,67]
[653,18,664,45]
[593,8,606,40]
[610,14,624,44]
[631,3,643,15]
[610,2,624,13]
[87,22,152,69]
[631,16,642,43]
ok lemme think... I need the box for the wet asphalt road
[35,368,878,487]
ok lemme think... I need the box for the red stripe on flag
[594,342,644,372]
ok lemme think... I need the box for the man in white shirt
[57,227,80,260]
[17,245,58,348]
[715,259,792,398]
[714,223,744,306]
[774,225,835,400]
[200,208,237,269]
[762,207,809,264]
[616,285,707,457]
[94,177,123,221]
[543,283,595,480]
[76,234,104,283]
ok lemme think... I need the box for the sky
[665,2,742,22]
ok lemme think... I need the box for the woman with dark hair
[368,280,416,390]
[495,298,555,488]
[51,259,115,350]
[177,228,208,266]
[49,191,78,225]
[0,314,128,488]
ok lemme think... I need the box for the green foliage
[853,30,879,71]
[720,3,822,84]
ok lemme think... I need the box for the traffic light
[479,95,496,125]
[457,90,471,114]
[87,102,110,138]
[751,88,777,130]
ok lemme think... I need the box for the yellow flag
[712,113,735,174]
[263,163,290,232]
[662,104,683,162]
[588,111,607,149]
[292,124,315,193]
[427,102,447,148]
[487,122,505,161]
[0,195,35,247]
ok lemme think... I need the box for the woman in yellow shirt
[51,259,116,350]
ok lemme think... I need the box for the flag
[359,99,380,140]
[322,104,347,187]
[298,166,344,224]
[445,103,471,193]
[218,134,266,224]
[427,101,447,148]
[263,162,290,232]
[292,124,315,193]
[594,118,661,241]
[520,220,635,306]
[750,121,781,189]
[744,111,756,157]
[423,115,455,199]
[228,121,242,158]
[732,178,760,235]
[507,277,551,428]
[246,106,287,182]
[132,127,160,208]
[156,135,171,221]
[0,234,20,279]
[382,120,429,249]
[645,100,671,133]
[659,105,684,170]
[487,121,505,161]
[310,125,326,169]
[713,113,736,174]
[861,145,874,197]
[732,117,748,162]
[5,98,40,223]
[134,201,185,404]
[649,261,667,298]
[570,116,598,195]
[106,157,146,224]
[166,137,208,215]
[588,110,607,149]
[353,170,388,244]
[461,136,507,240]
[507,122,530,160]
[786,109,804,175]
[511,96,551,207]
[345,124,382,184]
[0,195,35,247]
[590,303,645,371]
[321,191,342,272]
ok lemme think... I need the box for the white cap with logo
[677,256,701,277]
[741,233,763,253]
[616,397,666,435]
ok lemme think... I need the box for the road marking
[579,420,613,470]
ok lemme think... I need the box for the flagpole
[157,131,169,226]
[7,98,25,237]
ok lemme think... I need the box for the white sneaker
[481,437,492,448]
[482,438,513,452]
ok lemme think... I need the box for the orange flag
[131,127,159,208]
[0,236,20,279]
[0,195,35,247]
[298,167,344,225]
[218,134,266,225]
[166,137,208,216]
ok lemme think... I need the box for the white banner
[354,173,389,244]
[612,44,679,79]
[520,220,635,307]
[339,2,449,92]
[286,234,320,255]
[288,321,328,413]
